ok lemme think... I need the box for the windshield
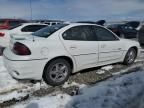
[32,24,68,38]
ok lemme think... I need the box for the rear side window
[0,20,5,25]
[21,25,47,32]
[62,25,97,41]
[94,26,119,41]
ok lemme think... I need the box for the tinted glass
[32,24,68,38]
[62,25,97,41]
[51,23,56,25]
[140,25,144,31]
[21,25,47,32]
[94,26,119,41]
[0,20,5,25]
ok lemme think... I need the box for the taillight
[0,32,5,37]
[13,42,31,55]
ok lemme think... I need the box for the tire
[123,48,137,65]
[43,59,71,86]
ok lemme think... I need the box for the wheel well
[43,56,73,76]
[130,46,138,56]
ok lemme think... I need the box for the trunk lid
[9,34,45,49]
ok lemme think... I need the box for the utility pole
[30,0,33,21]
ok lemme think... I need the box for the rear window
[8,24,22,30]
[32,24,68,38]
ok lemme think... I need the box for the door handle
[70,46,77,50]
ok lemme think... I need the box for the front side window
[94,26,119,41]
[62,25,97,41]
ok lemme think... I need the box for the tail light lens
[0,32,5,37]
[12,42,31,55]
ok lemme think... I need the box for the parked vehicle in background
[3,23,140,86]
[107,21,140,39]
[0,19,28,30]
[126,21,141,30]
[33,20,64,26]
[138,24,144,45]
[0,23,47,48]
[77,20,106,26]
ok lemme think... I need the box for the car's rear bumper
[3,48,48,80]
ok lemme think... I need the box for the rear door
[61,25,99,69]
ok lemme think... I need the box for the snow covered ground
[0,56,28,94]
[0,56,44,103]
[12,68,144,108]
[0,56,20,93]
[0,48,144,108]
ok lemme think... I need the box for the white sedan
[3,23,141,86]
[0,23,47,48]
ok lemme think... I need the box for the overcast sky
[0,0,144,21]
